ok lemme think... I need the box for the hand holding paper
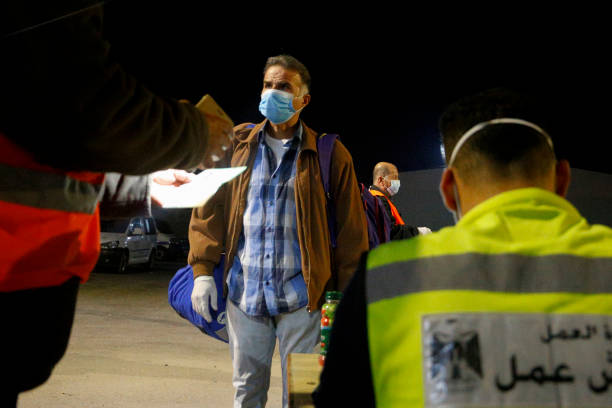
[152,169,194,186]
[150,167,246,208]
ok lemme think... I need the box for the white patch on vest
[422,313,612,407]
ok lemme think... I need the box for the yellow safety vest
[365,188,612,407]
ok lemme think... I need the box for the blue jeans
[226,300,321,408]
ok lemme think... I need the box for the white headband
[447,118,554,166]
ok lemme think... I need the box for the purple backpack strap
[317,133,338,248]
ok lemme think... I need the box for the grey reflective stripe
[367,253,612,304]
[0,163,101,214]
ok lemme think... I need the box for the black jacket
[312,252,375,407]
[1,1,209,174]
[369,185,419,240]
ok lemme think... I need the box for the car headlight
[101,240,120,249]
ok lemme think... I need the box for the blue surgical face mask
[259,89,303,124]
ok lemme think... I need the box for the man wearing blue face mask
[369,162,430,241]
[188,54,368,408]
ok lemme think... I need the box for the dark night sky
[103,1,611,183]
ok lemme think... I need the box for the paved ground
[18,261,283,408]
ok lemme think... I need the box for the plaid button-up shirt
[227,124,307,316]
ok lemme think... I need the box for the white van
[97,216,158,273]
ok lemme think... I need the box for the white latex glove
[191,275,217,323]
[417,226,432,235]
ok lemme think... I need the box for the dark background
[104,1,610,184]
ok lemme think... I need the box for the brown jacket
[188,120,368,311]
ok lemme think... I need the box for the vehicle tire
[155,246,166,261]
[117,250,129,274]
[145,249,156,270]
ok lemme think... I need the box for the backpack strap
[376,194,391,244]
[373,194,387,244]
[317,133,338,249]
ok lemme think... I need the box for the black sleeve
[1,2,209,174]
[392,224,420,240]
[379,197,420,241]
[312,251,375,408]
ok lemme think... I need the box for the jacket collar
[246,119,318,153]
[459,188,581,228]
[370,185,389,197]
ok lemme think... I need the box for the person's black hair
[263,54,311,94]
[439,88,557,181]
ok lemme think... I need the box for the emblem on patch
[424,318,483,403]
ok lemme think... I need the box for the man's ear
[555,159,571,197]
[299,94,311,109]
[439,168,458,212]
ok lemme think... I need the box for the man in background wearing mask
[369,162,431,240]
[188,54,368,407]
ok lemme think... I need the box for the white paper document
[150,167,246,208]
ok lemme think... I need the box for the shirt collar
[370,185,389,197]
[259,121,304,146]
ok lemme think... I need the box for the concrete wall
[565,168,612,228]
[393,168,612,231]
[392,168,452,231]
[153,167,612,239]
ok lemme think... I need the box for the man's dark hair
[263,54,311,94]
[439,88,557,182]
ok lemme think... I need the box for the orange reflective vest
[369,188,405,226]
[0,133,104,292]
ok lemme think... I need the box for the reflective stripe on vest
[366,253,612,408]
[0,133,104,291]
[0,162,101,214]
[367,253,612,303]
[369,188,405,225]
[364,189,612,407]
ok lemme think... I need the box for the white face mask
[447,117,554,167]
[386,179,400,196]
[439,181,462,224]
[451,183,462,223]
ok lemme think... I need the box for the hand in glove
[191,275,218,323]
[417,226,432,235]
